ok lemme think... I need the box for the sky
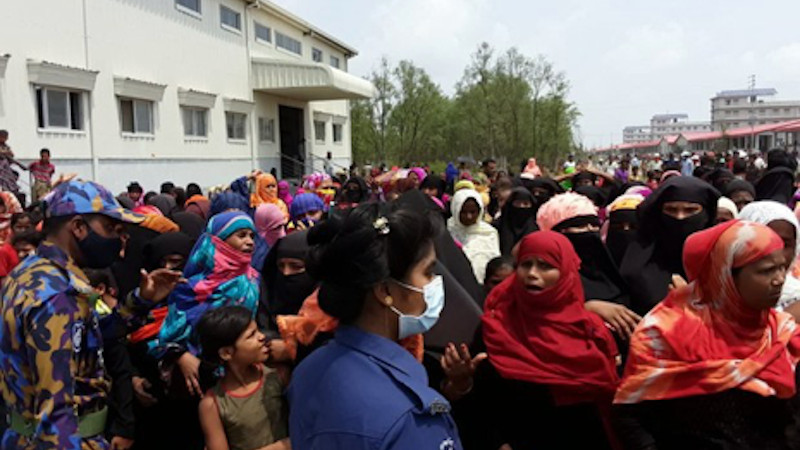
[274,0,800,148]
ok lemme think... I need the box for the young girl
[197,306,289,450]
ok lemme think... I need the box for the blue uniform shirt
[288,326,462,449]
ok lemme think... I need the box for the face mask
[345,189,362,203]
[275,272,317,313]
[564,231,606,264]
[660,211,708,246]
[77,226,123,269]
[606,229,637,266]
[390,275,444,340]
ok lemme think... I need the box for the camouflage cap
[45,179,145,224]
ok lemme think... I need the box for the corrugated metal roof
[651,113,688,120]
[714,88,777,98]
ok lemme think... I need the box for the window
[119,98,154,134]
[330,55,340,69]
[176,0,201,14]
[312,48,323,63]
[258,117,275,142]
[182,107,207,137]
[220,5,241,31]
[226,112,247,140]
[255,22,271,43]
[35,86,83,130]
[333,123,343,143]
[314,120,325,142]
[276,32,302,55]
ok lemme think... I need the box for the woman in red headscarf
[614,220,800,449]
[461,231,620,449]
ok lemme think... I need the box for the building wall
[711,96,800,131]
[0,0,358,196]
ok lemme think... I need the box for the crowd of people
[1,143,800,449]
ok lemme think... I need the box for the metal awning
[251,58,374,100]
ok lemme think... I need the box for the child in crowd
[197,306,290,450]
[28,148,55,202]
[10,212,33,236]
[11,230,41,260]
[483,256,514,295]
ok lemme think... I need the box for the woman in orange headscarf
[250,173,288,219]
[614,220,800,449]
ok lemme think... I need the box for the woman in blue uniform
[287,203,462,449]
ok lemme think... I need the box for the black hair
[83,268,116,291]
[732,158,747,174]
[143,191,157,204]
[484,256,514,282]
[39,148,50,156]
[0,130,7,137]
[12,230,42,248]
[127,182,143,194]
[43,214,76,236]
[186,183,202,198]
[306,202,438,324]
[160,182,175,195]
[196,306,254,365]
[11,212,32,228]
[483,158,496,167]
[173,187,187,208]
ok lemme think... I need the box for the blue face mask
[390,275,444,340]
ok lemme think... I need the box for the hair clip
[373,217,390,235]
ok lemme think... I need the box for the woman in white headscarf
[739,200,800,318]
[447,189,501,282]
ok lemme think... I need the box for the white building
[622,114,711,143]
[710,88,800,132]
[622,125,652,144]
[0,0,373,196]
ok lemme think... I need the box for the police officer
[288,205,461,449]
[0,180,181,449]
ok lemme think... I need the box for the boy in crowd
[29,148,55,202]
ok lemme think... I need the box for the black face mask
[606,229,637,266]
[78,227,123,269]
[345,189,362,203]
[274,272,317,314]
[658,211,708,273]
[510,207,534,228]
[564,231,606,265]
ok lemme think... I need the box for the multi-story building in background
[622,113,710,143]
[710,88,800,132]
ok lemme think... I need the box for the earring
[384,295,393,306]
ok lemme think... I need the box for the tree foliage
[351,43,580,169]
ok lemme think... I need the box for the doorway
[279,105,305,179]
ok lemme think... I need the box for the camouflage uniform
[0,180,142,449]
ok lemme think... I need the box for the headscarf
[151,211,260,357]
[615,221,800,404]
[526,177,563,208]
[522,158,542,178]
[445,163,459,184]
[171,211,206,242]
[756,167,795,204]
[538,193,630,306]
[620,176,720,315]
[116,195,135,210]
[134,205,163,216]
[339,177,369,205]
[603,194,645,267]
[717,197,739,219]
[289,193,325,221]
[185,195,211,220]
[454,180,476,192]
[497,187,538,255]
[251,174,289,218]
[419,175,446,199]
[277,180,294,210]
[739,201,800,310]
[260,230,317,328]
[0,192,22,244]
[255,203,286,248]
[447,190,501,282]
[409,167,427,183]
[147,194,178,217]
[143,232,194,272]
[210,191,251,217]
[724,178,756,199]
[483,231,619,405]
[139,214,180,234]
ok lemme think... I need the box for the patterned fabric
[615,220,800,404]
[536,192,598,232]
[0,145,18,192]
[0,241,110,449]
[29,161,55,183]
[45,180,143,224]
[0,191,22,245]
[150,212,260,358]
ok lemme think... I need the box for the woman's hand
[177,352,202,396]
[585,300,642,339]
[139,269,184,303]
[441,343,486,393]
[132,376,158,407]
[670,274,688,290]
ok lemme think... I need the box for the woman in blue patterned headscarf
[150,211,260,394]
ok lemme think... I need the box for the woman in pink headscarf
[254,203,287,248]
[522,158,543,178]
[278,180,294,210]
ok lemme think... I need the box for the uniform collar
[36,241,93,295]
[335,326,451,415]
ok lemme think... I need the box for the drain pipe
[82,0,99,182]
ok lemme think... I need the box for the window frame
[314,120,326,143]
[35,86,84,131]
[119,97,155,135]
[275,31,302,56]
[182,106,208,138]
[330,55,340,69]
[225,111,247,141]
[312,48,323,63]
[333,123,343,144]
[175,0,202,19]
[254,21,271,44]
[258,117,275,143]
[220,5,242,33]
